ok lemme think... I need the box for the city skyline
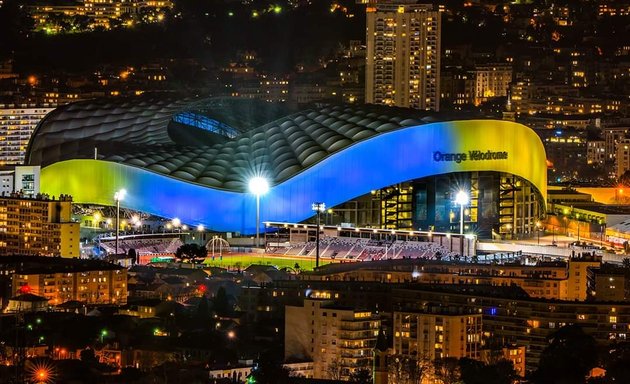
[0,0,629,383]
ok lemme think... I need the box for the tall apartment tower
[365,1,441,111]
[0,105,54,165]
[285,299,380,380]
[0,194,79,257]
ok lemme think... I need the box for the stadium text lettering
[433,150,509,163]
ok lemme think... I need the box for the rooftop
[0,256,124,274]
[27,97,480,192]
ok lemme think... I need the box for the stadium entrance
[321,172,543,239]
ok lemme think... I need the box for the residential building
[3,293,49,313]
[480,345,526,377]
[587,139,606,166]
[285,298,380,380]
[616,138,630,178]
[365,1,440,111]
[392,308,482,361]
[299,257,602,301]
[471,64,512,106]
[10,257,127,305]
[0,105,54,165]
[392,284,630,370]
[588,265,629,302]
[0,193,79,257]
[603,126,628,162]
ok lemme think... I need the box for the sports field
[202,253,342,271]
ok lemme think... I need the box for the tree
[388,354,432,384]
[349,368,372,384]
[212,286,230,316]
[604,341,630,383]
[459,358,517,384]
[434,357,461,384]
[249,353,291,384]
[531,324,598,384]
[326,358,344,381]
[195,295,210,324]
[175,243,207,262]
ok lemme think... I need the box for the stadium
[27,98,547,246]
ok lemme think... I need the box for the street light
[197,224,205,245]
[114,189,126,258]
[172,217,181,231]
[312,202,326,268]
[249,177,269,248]
[454,191,469,235]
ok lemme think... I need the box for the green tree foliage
[531,324,598,384]
[175,243,207,262]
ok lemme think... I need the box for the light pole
[454,191,469,235]
[249,177,269,248]
[312,202,326,268]
[172,217,181,232]
[576,213,581,242]
[536,221,541,245]
[114,189,126,258]
[197,224,204,245]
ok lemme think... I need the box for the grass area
[202,253,334,271]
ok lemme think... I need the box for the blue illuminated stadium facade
[27,98,547,237]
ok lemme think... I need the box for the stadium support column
[312,202,326,268]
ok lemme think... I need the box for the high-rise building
[285,298,380,380]
[0,105,54,165]
[365,1,440,111]
[0,193,79,257]
[471,64,512,106]
[587,139,606,167]
[615,138,630,178]
[393,309,483,361]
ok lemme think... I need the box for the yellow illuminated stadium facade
[27,100,547,239]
